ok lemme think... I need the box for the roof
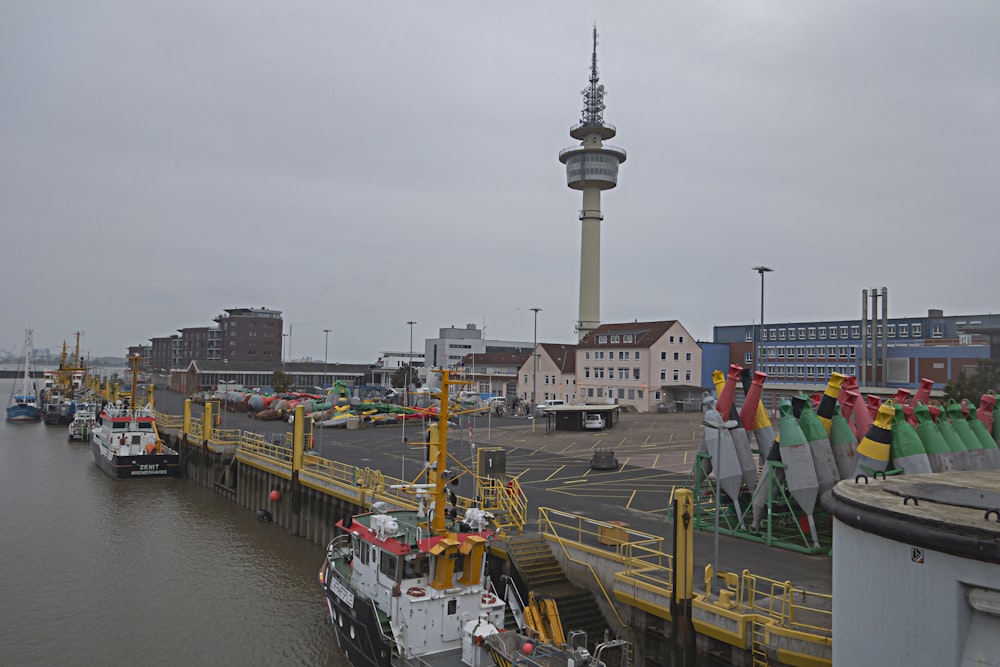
[184,360,370,374]
[539,343,577,373]
[578,320,680,348]
[459,352,531,367]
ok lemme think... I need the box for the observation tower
[559,27,627,342]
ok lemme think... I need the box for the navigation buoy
[269,489,281,502]
[522,641,534,654]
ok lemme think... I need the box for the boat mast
[430,370,452,535]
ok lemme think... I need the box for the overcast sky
[2,1,998,362]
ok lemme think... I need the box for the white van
[535,399,565,414]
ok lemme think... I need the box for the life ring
[481,593,497,605]
[406,587,426,598]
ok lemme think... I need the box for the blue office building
[713,307,997,391]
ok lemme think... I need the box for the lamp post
[751,266,773,373]
[406,321,417,401]
[323,329,331,390]
[530,307,542,409]
[282,333,289,372]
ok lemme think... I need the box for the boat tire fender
[407,587,426,598]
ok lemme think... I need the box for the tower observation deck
[559,27,626,342]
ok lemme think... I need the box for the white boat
[90,355,179,479]
[319,369,507,667]
[68,403,97,441]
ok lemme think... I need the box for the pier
[152,389,832,666]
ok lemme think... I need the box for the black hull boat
[90,354,179,480]
[90,442,180,479]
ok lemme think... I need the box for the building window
[851,325,860,338]
[806,346,815,357]
[819,327,826,339]
[585,351,590,360]
[788,329,796,341]
[797,328,806,338]
[595,351,604,360]
[849,346,857,359]
[679,336,685,343]
[660,351,667,360]
[610,335,620,343]
[594,368,604,379]
[745,329,753,342]
[839,346,849,358]
[638,390,644,399]
[685,369,692,381]
[624,334,633,343]
[767,348,776,360]
[660,370,667,381]
[627,389,635,399]
[618,388,625,399]
[797,346,805,358]
[913,323,922,337]
[744,352,753,365]
[669,336,675,343]
[598,335,607,344]
[899,323,909,337]
[932,324,943,338]
[840,326,849,338]
[618,368,628,380]
[777,347,785,359]
[635,351,640,360]
[778,329,786,340]
[673,370,679,381]
[654,391,661,400]
[807,327,816,339]
[632,368,640,380]
[887,324,896,337]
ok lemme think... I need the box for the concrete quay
[152,389,832,596]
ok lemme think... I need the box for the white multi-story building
[423,324,532,370]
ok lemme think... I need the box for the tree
[391,363,421,389]
[271,370,293,393]
[943,359,1000,404]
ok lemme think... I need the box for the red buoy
[522,642,534,654]
[269,489,281,502]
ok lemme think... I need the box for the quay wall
[164,432,363,547]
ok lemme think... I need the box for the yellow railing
[535,507,663,630]
[713,569,832,636]
[155,410,183,429]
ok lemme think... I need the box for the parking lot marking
[544,465,566,482]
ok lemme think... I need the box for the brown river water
[0,379,344,667]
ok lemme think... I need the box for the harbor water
[0,380,343,666]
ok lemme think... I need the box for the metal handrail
[536,508,629,630]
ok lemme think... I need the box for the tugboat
[7,329,41,423]
[68,403,97,441]
[41,334,90,425]
[319,369,507,667]
[90,355,179,479]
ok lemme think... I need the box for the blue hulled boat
[7,329,41,423]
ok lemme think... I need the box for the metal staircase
[504,535,609,654]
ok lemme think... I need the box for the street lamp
[323,329,331,390]
[406,321,417,402]
[751,266,774,374]
[530,308,542,408]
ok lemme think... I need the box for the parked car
[584,413,606,430]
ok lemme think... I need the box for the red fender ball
[269,489,281,502]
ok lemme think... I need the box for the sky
[2,1,999,362]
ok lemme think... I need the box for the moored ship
[68,403,97,441]
[318,369,507,667]
[90,355,178,479]
[7,329,41,423]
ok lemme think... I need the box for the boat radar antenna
[581,24,606,127]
